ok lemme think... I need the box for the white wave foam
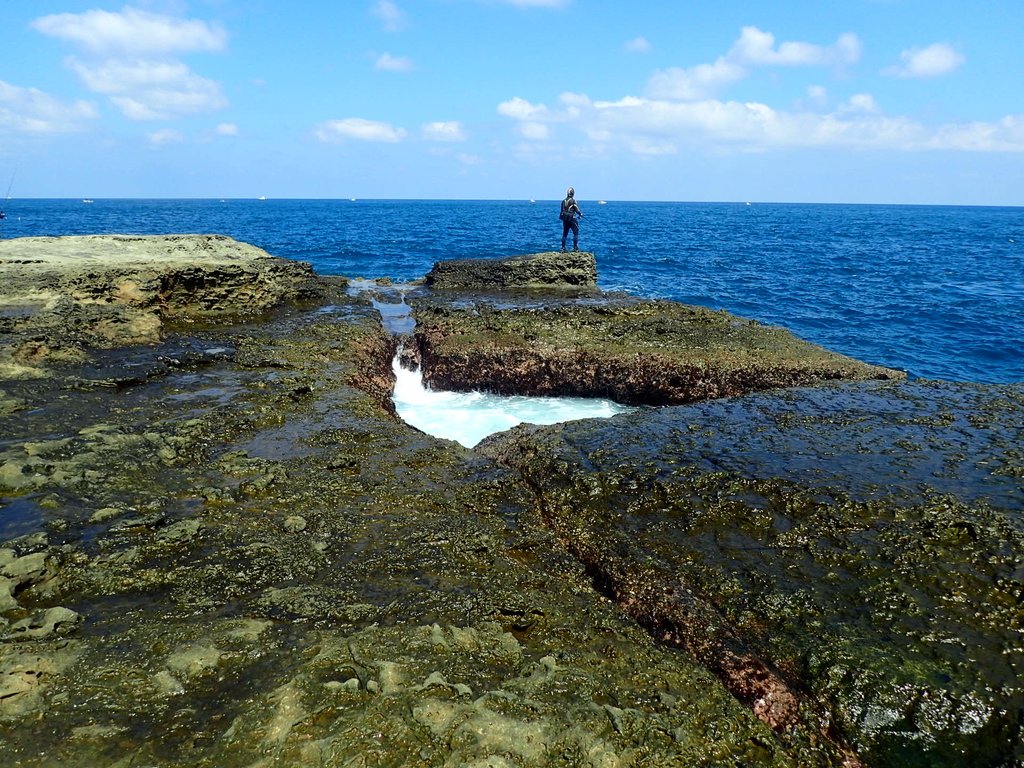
[392,356,633,448]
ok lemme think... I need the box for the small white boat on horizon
[597,200,607,205]
[82,199,94,204]
[257,195,267,201]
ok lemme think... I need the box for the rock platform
[0,238,1020,767]
[425,250,598,290]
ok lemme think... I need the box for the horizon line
[2,197,1021,209]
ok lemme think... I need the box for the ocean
[1,198,1021,384]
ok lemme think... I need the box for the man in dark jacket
[559,187,583,252]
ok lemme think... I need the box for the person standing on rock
[559,187,583,252]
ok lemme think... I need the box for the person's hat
[566,187,574,197]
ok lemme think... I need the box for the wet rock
[282,515,307,533]
[426,251,598,290]
[1,236,981,767]
[87,506,123,524]
[155,518,204,545]
[0,394,25,417]
[0,642,81,720]
[0,579,16,613]
[0,551,55,612]
[481,380,1024,766]
[4,607,82,641]
[165,642,224,680]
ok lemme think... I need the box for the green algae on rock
[1,238,845,766]
[4,239,1018,767]
[478,381,1024,767]
[425,250,599,290]
[413,296,904,405]
[0,234,327,378]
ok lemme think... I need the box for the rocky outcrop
[425,250,598,290]
[413,297,903,405]
[0,234,328,378]
[0,258,820,766]
[1,238,1020,767]
[479,381,1024,767]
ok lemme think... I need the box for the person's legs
[570,220,579,251]
[561,220,571,251]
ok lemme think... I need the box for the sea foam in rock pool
[364,288,635,447]
[391,355,633,448]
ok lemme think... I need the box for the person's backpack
[559,198,575,221]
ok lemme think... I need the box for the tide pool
[391,355,634,448]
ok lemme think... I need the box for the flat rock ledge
[413,297,904,406]
[0,234,324,378]
[425,250,598,290]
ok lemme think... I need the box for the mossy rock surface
[425,250,598,290]
[0,265,837,766]
[479,380,1024,767]
[413,296,903,405]
[3,240,1019,767]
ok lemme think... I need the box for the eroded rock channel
[0,235,1020,767]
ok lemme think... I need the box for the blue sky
[2,0,1022,204]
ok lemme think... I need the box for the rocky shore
[1,236,1021,767]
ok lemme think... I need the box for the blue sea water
[1,198,1021,383]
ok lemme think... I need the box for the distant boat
[597,200,607,205]
[257,195,267,201]
[350,198,357,202]
[529,199,536,204]
[82,199,94,204]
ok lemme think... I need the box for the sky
[2,0,1023,204]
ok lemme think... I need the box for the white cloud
[372,1,407,32]
[928,116,1024,151]
[146,128,184,146]
[68,58,226,120]
[32,7,226,57]
[33,7,228,122]
[497,97,548,120]
[729,27,860,67]
[495,28,1018,159]
[0,79,98,133]
[422,121,467,141]
[646,59,747,101]
[518,122,550,140]
[647,26,861,101]
[497,89,1024,155]
[588,95,906,151]
[884,43,965,78]
[375,53,414,72]
[624,36,651,53]
[216,122,239,136]
[807,85,828,108]
[838,93,881,115]
[315,118,407,143]
[497,97,557,139]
